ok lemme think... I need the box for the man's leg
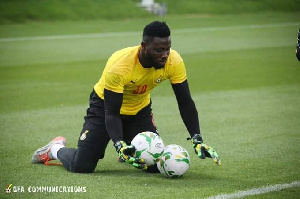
[57,146,102,173]
[123,103,158,142]
[57,90,110,173]
[31,90,110,173]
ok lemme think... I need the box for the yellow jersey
[94,46,187,115]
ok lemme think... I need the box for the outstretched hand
[188,134,221,166]
[114,141,148,170]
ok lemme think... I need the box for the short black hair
[143,21,170,42]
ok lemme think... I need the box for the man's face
[143,36,171,69]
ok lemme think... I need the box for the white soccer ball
[131,131,165,166]
[157,144,190,178]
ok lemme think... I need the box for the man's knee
[58,147,100,173]
[72,158,97,173]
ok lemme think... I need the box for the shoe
[31,136,66,165]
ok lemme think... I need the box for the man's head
[140,21,171,69]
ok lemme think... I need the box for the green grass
[157,0,300,14]
[0,13,300,198]
[0,0,152,23]
[0,0,299,23]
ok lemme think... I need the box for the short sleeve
[169,60,187,84]
[105,72,126,93]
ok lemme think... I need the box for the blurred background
[0,0,299,23]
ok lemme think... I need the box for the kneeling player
[31,21,221,173]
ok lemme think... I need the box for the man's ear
[141,41,146,50]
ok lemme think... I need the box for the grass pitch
[0,13,299,198]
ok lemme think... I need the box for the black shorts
[77,90,158,159]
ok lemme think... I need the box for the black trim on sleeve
[104,89,123,144]
[171,80,201,137]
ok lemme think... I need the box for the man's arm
[104,88,147,169]
[103,88,123,143]
[171,80,221,165]
[171,79,201,138]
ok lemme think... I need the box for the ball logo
[155,143,162,149]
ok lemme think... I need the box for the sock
[51,144,65,159]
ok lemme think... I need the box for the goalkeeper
[31,21,221,173]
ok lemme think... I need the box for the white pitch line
[207,181,300,199]
[0,22,299,43]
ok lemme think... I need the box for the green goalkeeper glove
[114,140,148,170]
[188,134,221,166]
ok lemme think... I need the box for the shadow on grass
[93,168,158,177]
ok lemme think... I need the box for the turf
[1,0,299,23]
[0,13,299,198]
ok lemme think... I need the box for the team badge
[80,130,89,140]
[155,75,162,83]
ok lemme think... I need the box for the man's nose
[162,51,169,58]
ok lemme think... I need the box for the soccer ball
[131,131,165,166]
[157,144,190,178]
